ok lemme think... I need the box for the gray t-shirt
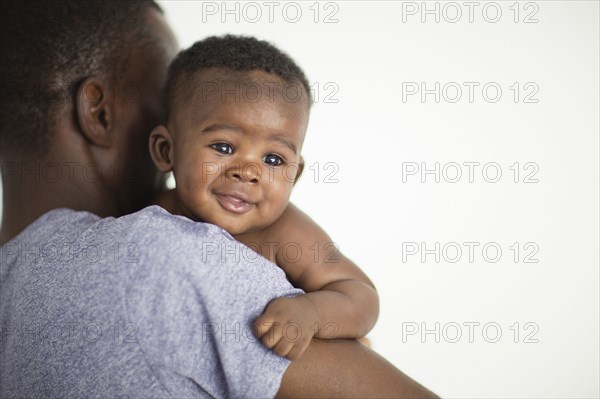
[0,206,303,398]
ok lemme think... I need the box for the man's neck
[0,160,118,246]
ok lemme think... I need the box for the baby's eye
[211,142,233,155]
[263,154,284,166]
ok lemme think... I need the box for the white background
[156,1,599,397]
[3,1,598,397]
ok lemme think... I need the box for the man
[0,1,437,397]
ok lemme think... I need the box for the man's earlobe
[149,125,174,173]
[294,156,305,184]
[76,77,113,147]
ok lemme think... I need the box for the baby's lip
[213,190,255,214]
[214,190,254,204]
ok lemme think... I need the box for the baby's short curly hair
[165,35,311,120]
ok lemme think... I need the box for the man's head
[0,0,178,215]
[149,35,311,235]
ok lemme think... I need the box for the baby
[149,35,378,360]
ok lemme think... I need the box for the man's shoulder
[118,205,230,242]
[116,205,295,294]
[109,205,236,265]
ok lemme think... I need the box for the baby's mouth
[214,192,254,214]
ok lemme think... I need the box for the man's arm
[277,339,439,398]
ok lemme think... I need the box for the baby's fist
[253,296,319,360]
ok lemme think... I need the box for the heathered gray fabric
[0,205,303,398]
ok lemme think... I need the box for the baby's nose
[227,163,261,184]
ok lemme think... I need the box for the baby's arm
[244,203,379,360]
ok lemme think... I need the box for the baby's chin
[221,222,268,237]
[190,202,280,236]
[177,202,256,234]
[202,215,267,237]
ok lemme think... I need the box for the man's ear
[149,125,174,172]
[76,77,114,147]
[293,156,305,184]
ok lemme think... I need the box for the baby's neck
[152,189,185,217]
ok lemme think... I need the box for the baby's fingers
[253,317,271,338]
[289,334,314,360]
[273,338,294,358]
[254,320,285,349]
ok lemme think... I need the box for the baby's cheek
[177,173,206,207]
[266,180,293,214]
[276,164,299,185]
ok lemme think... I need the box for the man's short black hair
[165,34,312,121]
[0,0,162,158]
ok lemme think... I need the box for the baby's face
[170,71,309,235]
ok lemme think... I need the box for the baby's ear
[293,156,305,184]
[149,125,174,172]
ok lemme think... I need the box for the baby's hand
[253,295,319,360]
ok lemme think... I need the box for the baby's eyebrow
[201,124,242,134]
[270,135,297,155]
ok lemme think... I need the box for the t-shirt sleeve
[124,216,303,398]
